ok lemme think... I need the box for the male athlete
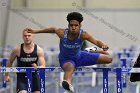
[4,30,46,93]
[26,12,112,93]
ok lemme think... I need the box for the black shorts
[17,73,40,92]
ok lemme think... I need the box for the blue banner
[116,68,122,93]
[26,68,34,93]
[2,58,8,88]
[103,68,110,93]
[38,68,45,93]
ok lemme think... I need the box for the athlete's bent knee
[106,55,113,63]
[63,62,74,72]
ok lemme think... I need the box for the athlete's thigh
[96,54,112,64]
[59,59,76,69]
[18,90,27,93]
[32,73,40,92]
[77,51,100,66]
[33,91,40,93]
[17,76,27,93]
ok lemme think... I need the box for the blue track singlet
[59,28,100,68]
[59,28,83,60]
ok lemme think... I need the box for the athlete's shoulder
[36,45,43,50]
[36,45,44,53]
[10,44,21,56]
[80,31,89,40]
[81,30,87,36]
[55,28,65,38]
[14,44,21,51]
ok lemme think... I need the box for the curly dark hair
[67,12,83,23]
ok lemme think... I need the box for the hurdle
[1,58,140,93]
[0,67,111,93]
[117,49,136,92]
[0,58,8,88]
[1,67,140,93]
[0,67,35,93]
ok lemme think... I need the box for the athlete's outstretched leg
[95,50,112,64]
[63,62,74,83]
[85,47,113,64]
[62,62,75,92]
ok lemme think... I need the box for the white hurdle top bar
[0,67,109,72]
[0,67,140,73]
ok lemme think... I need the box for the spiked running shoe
[62,80,74,93]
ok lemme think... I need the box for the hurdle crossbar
[0,67,140,73]
[0,67,112,72]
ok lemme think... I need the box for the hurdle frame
[0,67,112,93]
[1,60,140,93]
[1,67,140,93]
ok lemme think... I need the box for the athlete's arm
[26,27,64,38]
[37,46,46,68]
[27,27,57,33]
[4,46,19,80]
[81,31,109,51]
[6,46,18,68]
[90,50,110,55]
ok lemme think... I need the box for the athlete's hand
[4,74,10,82]
[102,44,109,51]
[31,63,38,69]
[24,28,35,33]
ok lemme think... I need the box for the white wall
[5,9,140,49]
[11,0,140,9]
[0,4,2,46]
[0,0,9,47]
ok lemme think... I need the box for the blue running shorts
[59,51,100,68]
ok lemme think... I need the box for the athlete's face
[23,30,33,45]
[68,20,81,34]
